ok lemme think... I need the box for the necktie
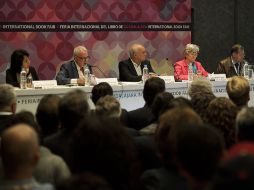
[192,63,197,74]
[235,63,239,75]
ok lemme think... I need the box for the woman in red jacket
[174,44,208,81]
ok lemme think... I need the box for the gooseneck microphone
[90,65,107,78]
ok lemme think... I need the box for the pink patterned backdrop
[0,0,191,82]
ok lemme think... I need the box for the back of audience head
[68,115,139,190]
[59,89,89,130]
[10,49,29,73]
[91,82,113,104]
[36,94,61,138]
[188,78,214,98]
[1,123,40,178]
[95,95,121,118]
[56,172,112,190]
[171,123,224,187]
[210,142,254,190]
[226,76,250,107]
[191,92,216,121]
[167,96,193,109]
[156,107,203,170]
[0,84,16,113]
[236,107,254,141]
[205,97,238,149]
[151,92,174,121]
[143,77,165,107]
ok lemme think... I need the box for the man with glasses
[217,44,246,78]
[56,46,92,85]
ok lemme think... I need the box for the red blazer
[174,59,208,81]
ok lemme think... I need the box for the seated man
[56,45,92,85]
[217,44,245,78]
[118,43,155,82]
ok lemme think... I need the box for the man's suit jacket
[56,60,92,85]
[216,57,244,78]
[118,58,155,82]
[6,66,39,87]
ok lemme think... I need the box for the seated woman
[6,49,39,87]
[174,44,208,81]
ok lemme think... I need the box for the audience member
[140,92,174,135]
[216,44,245,77]
[187,78,214,98]
[135,92,174,172]
[6,49,39,87]
[141,107,203,190]
[236,107,254,141]
[0,84,16,134]
[44,89,90,161]
[174,44,208,81]
[0,111,71,185]
[205,97,238,149]
[56,45,92,85]
[126,77,165,130]
[91,82,128,126]
[210,142,254,190]
[170,124,224,190]
[68,115,140,190]
[36,94,61,139]
[119,43,156,82]
[226,76,250,108]
[0,124,54,190]
[91,82,113,104]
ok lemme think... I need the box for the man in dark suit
[216,44,246,78]
[56,46,92,85]
[118,44,156,82]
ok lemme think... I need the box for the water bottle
[84,67,90,86]
[243,62,249,79]
[20,68,27,89]
[188,63,193,81]
[142,65,149,83]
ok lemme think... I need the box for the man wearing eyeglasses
[56,46,92,85]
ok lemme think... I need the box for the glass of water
[248,65,254,80]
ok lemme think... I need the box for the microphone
[90,65,108,78]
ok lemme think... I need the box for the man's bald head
[1,124,40,174]
[129,44,147,63]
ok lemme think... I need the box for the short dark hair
[91,82,113,104]
[172,124,224,181]
[59,89,89,130]
[143,77,165,106]
[230,44,244,55]
[36,94,61,138]
[151,92,174,121]
[10,49,29,73]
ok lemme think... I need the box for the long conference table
[15,80,254,113]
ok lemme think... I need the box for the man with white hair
[56,45,92,85]
[118,43,156,82]
[0,84,16,134]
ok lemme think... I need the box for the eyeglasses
[76,56,90,61]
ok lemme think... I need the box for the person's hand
[77,77,85,86]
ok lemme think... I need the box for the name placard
[208,74,227,81]
[32,80,58,89]
[158,75,175,83]
[95,78,119,85]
